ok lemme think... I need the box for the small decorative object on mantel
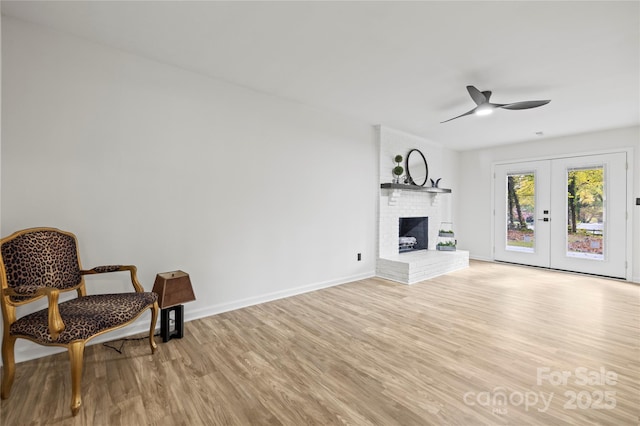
[392,154,404,184]
[430,178,442,188]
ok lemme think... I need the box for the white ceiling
[2,1,639,151]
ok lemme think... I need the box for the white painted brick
[377,126,468,283]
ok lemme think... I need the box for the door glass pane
[566,166,604,259]
[506,173,535,252]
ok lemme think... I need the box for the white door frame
[491,148,634,281]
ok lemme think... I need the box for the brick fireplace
[376,126,469,284]
[378,189,442,258]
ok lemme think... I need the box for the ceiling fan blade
[466,85,487,106]
[440,107,477,123]
[441,87,550,123]
[499,100,551,110]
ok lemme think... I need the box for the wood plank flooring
[1,260,639,425]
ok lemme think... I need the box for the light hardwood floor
[1,260,639,425]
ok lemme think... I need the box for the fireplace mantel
[380,183,451,193]
[381,183,451,206]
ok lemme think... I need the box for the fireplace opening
[398,217,428,253]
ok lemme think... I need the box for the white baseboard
[186,271,375,322]
[6,270,376,366]
[469,254,493,262]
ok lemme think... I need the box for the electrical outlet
[357,253,362,261]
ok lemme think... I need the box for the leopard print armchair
[0,227,159,416]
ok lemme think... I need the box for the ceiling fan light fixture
[441,86,551,123]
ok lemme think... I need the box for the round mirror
[405,149,428,186]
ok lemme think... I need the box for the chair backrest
[0,228,83,302]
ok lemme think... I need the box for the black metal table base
[160,305,184,342]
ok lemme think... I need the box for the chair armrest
[80,265,145,293]
[2,285,42,300]
[3,287,65,340]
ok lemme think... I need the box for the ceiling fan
[441,85,550,123]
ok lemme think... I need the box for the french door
[494,152,628,279]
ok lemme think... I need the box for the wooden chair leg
[1,335,17,399]
[149,301,159,354]
[68,341,85,416]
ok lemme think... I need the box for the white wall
[457,126,640,281]
[1,17,378,362]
